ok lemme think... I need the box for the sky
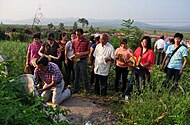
[0,0,190,26]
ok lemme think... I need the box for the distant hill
[1,18,190,32]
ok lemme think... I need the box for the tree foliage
[47,23,54,29]
[72,21,78,31]
[120,19,144,51]
[59,23,65,31]
[77,18,89,28]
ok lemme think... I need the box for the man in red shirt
[72,29,90,93]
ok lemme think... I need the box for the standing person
[38,33,62,71]
[161,33,188,90]
[71,29,90,93]
[164,38,175,53]
[154,36,166,65]
[34,56,71,105]
[57,32,68,72]
[115,39,133,93]
[93,33,115,96]
[88,34,100,85]
[64,32,76,87]
[124,36,154,100]
[25,33,43,74]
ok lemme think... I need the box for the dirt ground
[47,94,118,125]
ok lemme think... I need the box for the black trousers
[64,59,75,86]
[115,65,129,92]
[95,74,108,96]
[163,68,181,89]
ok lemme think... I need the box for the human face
[120,43,127,48]
[100,35,108,46]
[76,31,82,38]
[174,37,182,45]
[33,38,40,43]
[71,34,76,41]
[141,39,148,48]
[37,64,48,72]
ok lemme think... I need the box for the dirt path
[48,94,118,125]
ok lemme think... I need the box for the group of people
[25,29,188,104]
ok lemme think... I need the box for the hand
[88,59,91,65]
[26,62,29,65]
[160,65,164,71]
[38,88,44,94]
[65,59,68,65]
[75,52,81,58]
[105,57,111,63]
[179,69,183,75]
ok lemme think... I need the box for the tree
[32,6,43,31]
[72,22,78,31]
[59,23,65,31]
[89,25,95,33]
[120,19,143,50]
[77,18,89,28]
[47,23,54,29]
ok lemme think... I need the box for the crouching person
[34,56,71,105]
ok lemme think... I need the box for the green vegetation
[0,21,190,124]
[0,41,69,125]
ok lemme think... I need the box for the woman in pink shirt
[124,36,154,100]
[115,39,133,92]
[26,33,43,74]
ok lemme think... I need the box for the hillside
[1,18,190,32]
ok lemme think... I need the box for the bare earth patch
[48,94,118,125]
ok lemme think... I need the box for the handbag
[163,57,170,73]
[24,64,32,74]
[163,45,181,73]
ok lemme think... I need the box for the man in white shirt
[93,33,115,96]
[154,36,166,65]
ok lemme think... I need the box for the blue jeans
[125,68,148,96]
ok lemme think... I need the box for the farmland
[0,38,190,124]
[0,22,190,124]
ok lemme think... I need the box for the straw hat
[128,56,136,70]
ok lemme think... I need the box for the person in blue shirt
[161,33,188,90]
[164,38,175,52]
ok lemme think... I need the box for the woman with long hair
[124,36,154,100]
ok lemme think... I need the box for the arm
[88,47,94,64]
[38,46,45,57]
[179,56,187,75]
[57,47,62,59]
[65,44,69,65]
[154,42,157,52]
[38,81,56,94]
[26,46,31,65]
[160,54,168,70]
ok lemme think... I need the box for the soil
[47,94,118,125]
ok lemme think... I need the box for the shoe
[67,85,71,90]
[125,95,129,100]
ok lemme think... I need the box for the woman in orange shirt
[115,39,133,92]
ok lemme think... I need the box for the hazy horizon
[1,0,190,26]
